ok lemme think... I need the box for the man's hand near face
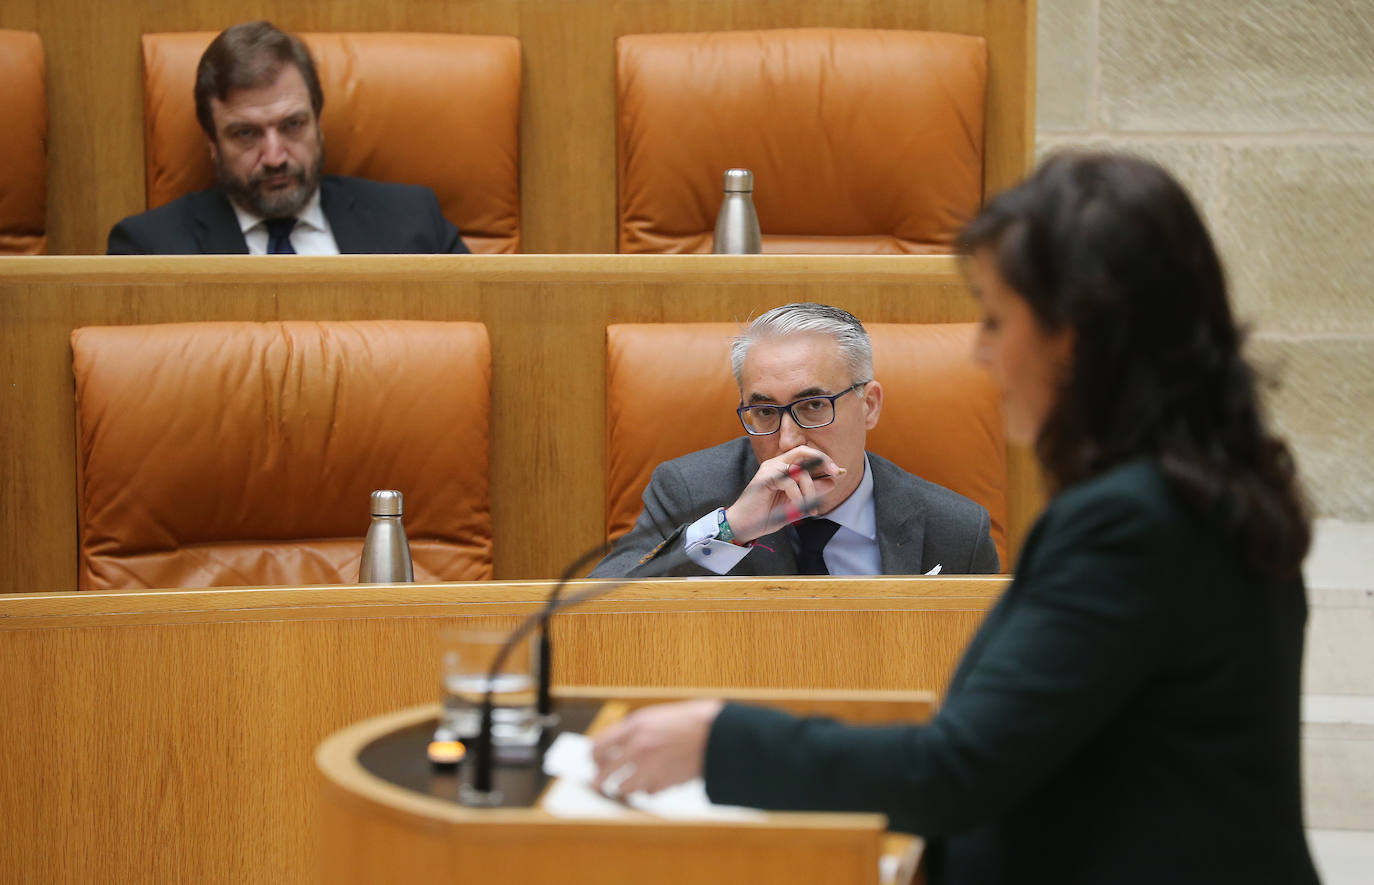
[723,445,846,543]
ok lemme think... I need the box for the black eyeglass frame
[735,381,871,436]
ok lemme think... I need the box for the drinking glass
[439,628,539,747]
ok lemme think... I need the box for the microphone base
[459,783,505,807]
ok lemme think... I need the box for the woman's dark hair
[194,21,325,140]
[958,152,1309,579]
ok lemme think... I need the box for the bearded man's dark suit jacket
[588,437,1000,578]
[704,461,1319,885]
[106,175,469,254]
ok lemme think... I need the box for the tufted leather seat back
[616,28,986,254]
[72,320,493,589]
[605,322,1007,569]
[141,31,521,253]
[0,30,48,255]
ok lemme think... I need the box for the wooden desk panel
[0,577,1002,885]
[0,255,1045,592]
[316,695,928,885]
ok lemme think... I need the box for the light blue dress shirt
[684,455,881,575]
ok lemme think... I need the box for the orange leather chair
[71,320,492,590]
[606,323,1008,569]
[141,32,521,253]
[0,29,47,255]
[616,28,987,254]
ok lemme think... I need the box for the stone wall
[1034,0,1374,858]
[1037,0,1374,534]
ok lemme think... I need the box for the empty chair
[616,28,987,254]
[0,29,47,255]
[140,31,521,253]
[605,322,1008,569]
[72,320,492,589]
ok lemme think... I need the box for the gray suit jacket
[589,437,999,578]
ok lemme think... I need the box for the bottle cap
[370,489,403,516]
[722,168,754,193]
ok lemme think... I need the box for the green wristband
[715,508,736,543]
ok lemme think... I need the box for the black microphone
[536,542,615,726]
[464,541,622,804]
[463,482,821,805]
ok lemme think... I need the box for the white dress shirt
[684,455,881,575]
[231,188,340,255]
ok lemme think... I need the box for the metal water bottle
[358,490,415,583]
[712,168,762,254]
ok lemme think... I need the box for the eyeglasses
[736,382,869,436]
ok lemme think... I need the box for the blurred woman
[592,153,1320,884]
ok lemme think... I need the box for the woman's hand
[591,699,725,796]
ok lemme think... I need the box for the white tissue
[540,732,765,822]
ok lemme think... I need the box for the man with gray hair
[589,303,999,578]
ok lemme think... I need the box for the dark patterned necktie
[265,217,297,254]
[794,517,841,575]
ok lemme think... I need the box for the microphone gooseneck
[464,487,822,805]
[537,542,614,721]
[466,541,616,803]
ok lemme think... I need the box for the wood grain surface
[0,0,1034,255]
[0,255,1047,592]
[314,695,926,885]
[0,577,1002,885]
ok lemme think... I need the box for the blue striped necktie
[265,217,297,254]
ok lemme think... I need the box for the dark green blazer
[705,461,1319,884]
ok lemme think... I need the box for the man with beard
[107,21,469,255]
